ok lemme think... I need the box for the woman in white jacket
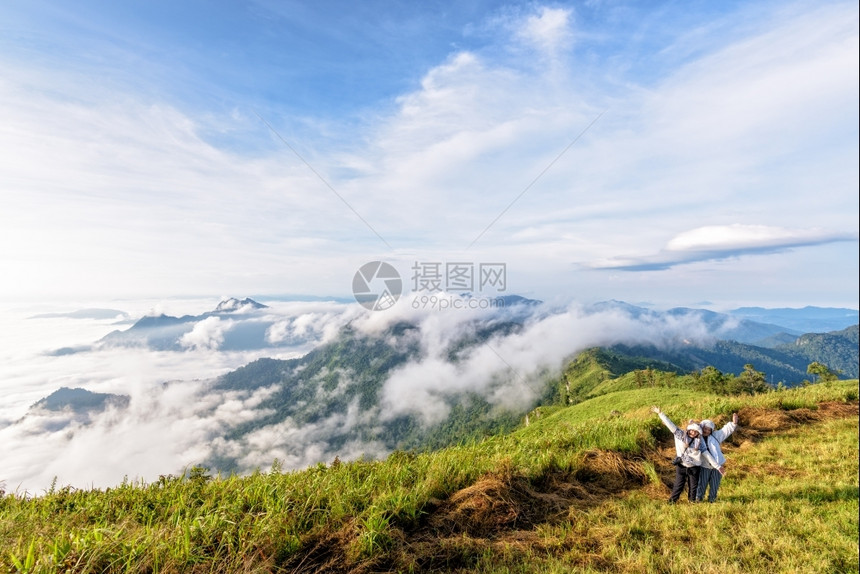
[651,406,720,503]
[696,413,738,502]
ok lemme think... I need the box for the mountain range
[24,297,859,476]
[98,297,271,351]
[39,297,858,355]
[728,306,860,333]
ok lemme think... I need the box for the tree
[697,366,730,393]
[645,367,656,387]
[735,363,769,394]
[807,361,838,383]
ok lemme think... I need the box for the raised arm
[651,406,682,437]
[715,412,739,441]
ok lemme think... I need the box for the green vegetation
[551,348,684,404]
[808,360,839,382]
[779,325,859,378]
[462,415,859,574]
[32,387,130,413]
[2,379,857,573]
[550,348,776,408]
[606,321,859,383]
[205,321,528,470]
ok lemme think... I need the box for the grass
[463,415,859,574]
[1,380,857,573]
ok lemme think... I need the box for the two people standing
[650,406,738,503]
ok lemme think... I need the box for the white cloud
[588,224,857,271]
[516,6,574,56]
[376,300,725,426]
[666,225,851,252]
[180,316,229,350]
[0,378,280,491]
[264,303,360,345]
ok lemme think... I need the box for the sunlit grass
[466,415,858,574]
[1,380,856,572]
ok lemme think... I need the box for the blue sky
[1,0,857,308]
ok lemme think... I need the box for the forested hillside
[204,320,530,471]
[776,324,859,377]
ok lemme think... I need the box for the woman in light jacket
[696,413,738,502]
[651,406,720,503]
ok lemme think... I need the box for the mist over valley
[2,296,855,492]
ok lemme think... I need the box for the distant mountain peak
[32,387,130,413]
[214,298,268,313]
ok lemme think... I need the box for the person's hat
[686,423,702,433]
[700,419,715,430]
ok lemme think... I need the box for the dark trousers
[669,465,700,502]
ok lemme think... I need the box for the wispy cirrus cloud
[587,224,858,271]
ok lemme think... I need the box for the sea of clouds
[0,295,724,493]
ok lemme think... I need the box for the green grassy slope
[557,348,684,402]
[1,381,857,573]
[462,414,858,574]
